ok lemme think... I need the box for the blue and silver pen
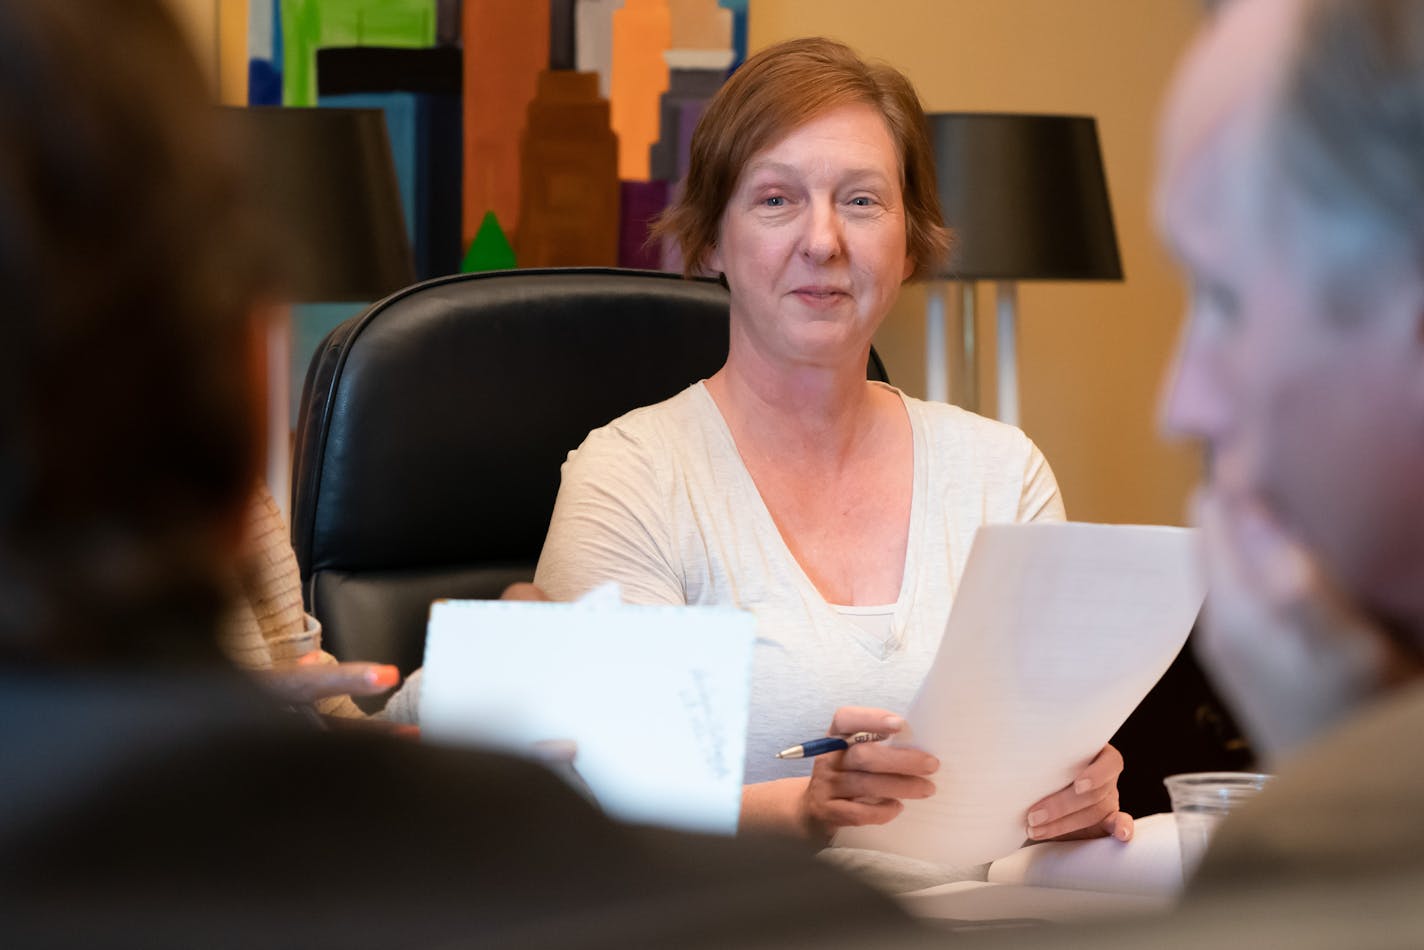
[775,731,886,759]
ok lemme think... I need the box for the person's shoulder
[574,382,713,459]
[1262,681,1424,812]
[1192,682,1424,892]
[893,386,1038,458]
[1303,680,1424,764]
[16,723,619,880]
[2,723,927,949]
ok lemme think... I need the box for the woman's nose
[800,199,844,263]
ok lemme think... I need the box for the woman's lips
[790,287,850,305]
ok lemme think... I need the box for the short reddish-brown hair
[654,36,951,279]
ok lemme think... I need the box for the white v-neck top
[534,382,1064,784]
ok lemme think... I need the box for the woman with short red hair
[536,37,1130,854]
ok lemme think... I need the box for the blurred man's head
[0,1,278,663]
[1159,0,1424,644]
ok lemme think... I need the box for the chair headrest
[293,269,732,580]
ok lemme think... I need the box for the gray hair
[1263,0,1424,317]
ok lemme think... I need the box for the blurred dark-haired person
[0,3,930,946]
[532,36,1131,863]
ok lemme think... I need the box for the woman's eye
[763,196,785,208]
[850,196,874,207]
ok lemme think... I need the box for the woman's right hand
[798,706,938,842]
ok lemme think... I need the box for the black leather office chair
[292,267,889,675]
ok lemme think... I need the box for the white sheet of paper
[986,812,1184,897]
[418,597,756,835]
[836,522,1203,867]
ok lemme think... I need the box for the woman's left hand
[1024,742,1133,842]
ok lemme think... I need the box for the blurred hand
[1025,743,1133,842]
[501,582,550,602]
[531,738,579,765]
[322,715,420,739]
[1193,487,1420,760]
[799,707,938,842]
[259,651,400,707]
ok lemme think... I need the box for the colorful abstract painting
[233,0,736,281]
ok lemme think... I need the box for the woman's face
[710,103,913,370]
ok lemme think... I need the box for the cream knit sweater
[218,484,364,718]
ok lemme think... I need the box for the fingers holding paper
[800,707,939,842]
[500,581,550,602]
[1024,742,1133,842]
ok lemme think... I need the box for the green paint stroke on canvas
[280,0,437,106]
[462,211,517,272]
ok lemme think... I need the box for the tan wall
[750,0,1204,525]
[162,0,249,104]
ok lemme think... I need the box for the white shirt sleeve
[534,423,686,606]
[1018,432,1067,523]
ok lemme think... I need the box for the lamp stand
[925,283,948,403]
[924,281,984,411]
[995,281,1019,427]
[266,311,292,523]
[961,282,978,412]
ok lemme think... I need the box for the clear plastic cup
[1164,771,1273,880]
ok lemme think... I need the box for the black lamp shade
[929,113,1123,282]
[225,106,415,301]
